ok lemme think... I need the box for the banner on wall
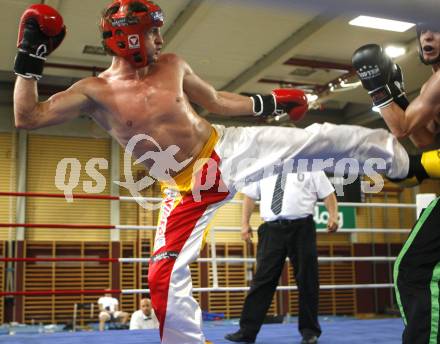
[313,205,356,229]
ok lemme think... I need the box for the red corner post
[14,241,25,323]
[111,242,121,297]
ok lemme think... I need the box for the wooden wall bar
[0,240,400,323]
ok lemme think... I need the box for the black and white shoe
[224,330,256,343]
[301,334,318,344]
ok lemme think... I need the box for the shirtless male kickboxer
[353,21,440,344]
[13,2,440,343]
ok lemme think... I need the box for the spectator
[130,298,159,330]
[98,292,129,331]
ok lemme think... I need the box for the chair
[73,303,94,332]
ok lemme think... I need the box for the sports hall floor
[1,317,404,343]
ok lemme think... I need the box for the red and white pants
[148,123,409,344]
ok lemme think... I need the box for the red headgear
[101,0,164,68]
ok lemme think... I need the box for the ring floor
[2,317,404,344]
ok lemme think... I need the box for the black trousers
[239,215,321,338]
[394,198,440,344]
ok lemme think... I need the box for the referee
[225,171,338,344]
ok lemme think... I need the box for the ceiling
[1,0,437,130]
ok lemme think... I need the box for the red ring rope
[0,223,115,229]
[0,257,118,262]
[0,191,119,200]
[0,289,121,296]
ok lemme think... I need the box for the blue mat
[1,318,404,344]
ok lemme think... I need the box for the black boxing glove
[352,44,395,108]
[388,64,409,111]
[14,4,66,80]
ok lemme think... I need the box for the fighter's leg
[148,166,232,344]
[215,123,410,188]
[98,311,110,331]
[394,198,440,344]
[405,149,440,184]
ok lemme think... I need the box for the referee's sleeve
[240,181,261,200]
[314,172,335,199]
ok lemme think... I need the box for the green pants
[394,197,440,344]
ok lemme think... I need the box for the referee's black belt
[266,215,312,225]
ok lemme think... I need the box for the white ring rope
[122,283,394,294]
[113,191,416,297]
[118,256,396,264]
[119,196,160,203]
[211,227,411,234]
[2,190,421,298]
[316,201,415,209]
[118,196,416,209]
[115,225,411,233]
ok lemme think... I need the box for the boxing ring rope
[0,223,116,229]
[0,254,398,297]
[0,191,427,315]
[0,222,413,234]
[0,256,397,263]
[0,191,160,204]
[0,284,395,297]
[212,226,411,233]
[0,253,398,297]
[0,191,418,208]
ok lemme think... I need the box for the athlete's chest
[100,76,185,122]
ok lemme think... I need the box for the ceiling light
[349,16,415,32]
[385,45,407,58]
[290,68,316,77]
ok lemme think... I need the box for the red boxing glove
[17,4,65,41]
[272,88,308,121]
[251,88,308,121]
[14,4,66,80]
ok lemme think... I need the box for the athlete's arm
[381,73,440,147]
[352,44,440,147]
[181,58,253,116]
[406,73,440,146]
[14,77,95,130]
[13,4,95,130]
[182,59,308,120]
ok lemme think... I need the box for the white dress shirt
[129,309,159,330]
[241,171,334,221]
